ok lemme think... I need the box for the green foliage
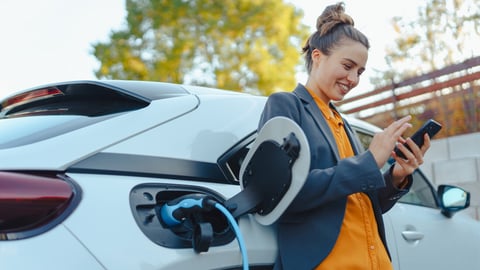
[91,0,310,95]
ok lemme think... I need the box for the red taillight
[2,87,63,109]
[0,172,76,239]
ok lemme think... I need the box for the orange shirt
[306,89,393,270]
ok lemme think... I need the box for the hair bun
[316,2,354,36]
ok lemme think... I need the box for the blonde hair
[302,2,369,73]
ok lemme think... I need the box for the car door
[385,170,480,270]
[353,125,480,270]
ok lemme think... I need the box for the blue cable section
[214,203,249,270]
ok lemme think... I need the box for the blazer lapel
[293,84,341,161]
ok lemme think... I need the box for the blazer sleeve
[258,91,410,217]
[377,165,412,213]
[258,93,381,213]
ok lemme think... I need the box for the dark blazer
[258,84,410,270]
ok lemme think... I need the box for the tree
[361,0,480,136]
[91,0,310,95]
[370,0,480,85]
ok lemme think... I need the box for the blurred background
[1,0,479,218]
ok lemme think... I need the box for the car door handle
[401,230,424,241]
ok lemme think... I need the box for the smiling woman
[255,2,433,269]
[288,0,421,95]
[0,78,478,269]
[0,0,423,99]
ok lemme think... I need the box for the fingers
[391,153,417,176]
[394,136,428,168]
[369,115,415,169]
[390,121,434,181]
[393,142,416,164]
[392,115,412,129]
[396,136,406,145]
[402,133,431,161]
[385,115,412,139]
[422,133,431,152]
[404,138,423,164]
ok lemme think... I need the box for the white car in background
[0,80,478,270]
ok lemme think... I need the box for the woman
[258,2,430,270]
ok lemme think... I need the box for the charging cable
[213,202,249,270]
[160,194,249,270]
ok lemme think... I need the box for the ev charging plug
[160,193,215,227]
[159,193,217,253]
[159,193,249,269]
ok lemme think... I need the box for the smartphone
[394,119,442,159]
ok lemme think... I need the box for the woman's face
[307,39,368,104]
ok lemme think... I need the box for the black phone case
[394,119,442,159]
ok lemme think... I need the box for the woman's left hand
[391,133,431,187]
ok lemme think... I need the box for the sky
[0,0,419,99]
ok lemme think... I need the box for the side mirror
[437,185,470,218]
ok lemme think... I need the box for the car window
[218,132,256,184]
[0,82,160,149]
[354,128,374,150]
[0,114,115,149]
[354,128,438,209]
[398,170,438,208]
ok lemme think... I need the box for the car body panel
[103,94,266,162]
[1,80,479,270]
[63,173,277,270]
[385,203,480,269]
[0,224,104,269]
[0,95,198,170]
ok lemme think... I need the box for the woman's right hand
[368,115,412,168]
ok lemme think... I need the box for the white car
[0,80,478,270]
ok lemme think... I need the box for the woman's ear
[311,48,323,65]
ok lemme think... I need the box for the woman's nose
[347,72,359,86]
